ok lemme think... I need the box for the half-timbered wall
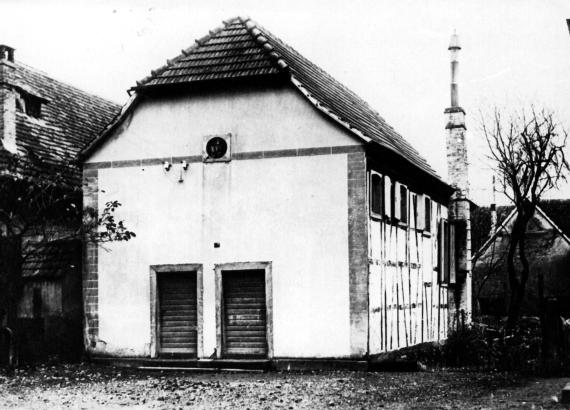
[368,171,449,354]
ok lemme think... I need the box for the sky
[2,0,570,206]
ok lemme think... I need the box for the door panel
[158,272,197,355]
[222,270,267,357]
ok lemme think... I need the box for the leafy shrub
[442,319,543,372]
[444,323,491,368]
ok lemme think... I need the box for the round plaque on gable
[206,136,228,159]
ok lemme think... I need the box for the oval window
[206,137,228,159]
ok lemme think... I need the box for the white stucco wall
[88,85,362,358]
[88,86,359,163]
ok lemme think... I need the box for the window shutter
[400,185,408,224]
[394,181,401,221]
[443,220,450,283]
[384,175,392,218]
[416,194,424,230]
[449,222,456,284]
[438,219,446,283]
[424,197,432,233]
[370,171,383,218]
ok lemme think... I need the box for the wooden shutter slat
[222,270,267,358]
[158,273,197,355]
[449,222,456,284]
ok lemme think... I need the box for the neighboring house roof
[537,199,570,239]
[472,199,570,260]
[471,205,513,254]
[81,16,445,185]
[1,57,120,172]
[22,239,81,279]
[0,52,120,280]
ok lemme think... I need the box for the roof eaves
[79,93,139,161]
[290,75,371,144]
[536,206,570,246]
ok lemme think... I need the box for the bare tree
[481,107,569,328]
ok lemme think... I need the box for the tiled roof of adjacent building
[0,51,120,280]
[471,199,570,257]
[22,239,81,279]
[84,17,442,181]
[1,57,120,175]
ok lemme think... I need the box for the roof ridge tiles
[244,20,289,72]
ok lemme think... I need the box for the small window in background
[25,97,42,118]
[400,185,408,224]
[370,172,383,218]
[424,197,432,232]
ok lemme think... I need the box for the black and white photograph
[1,0,570,408]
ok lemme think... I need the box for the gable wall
[84,84,368,358]
[88,85,360,163]
[473,210,570,315]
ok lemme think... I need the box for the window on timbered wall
[411,194,418,228]
[437,218,456,284]
[370,172,383,218]
[400,185,408,224]
[390,181,396,221]
[384,175,392,219]
[424,197,432,233]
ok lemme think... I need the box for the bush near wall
[444,318,543,373]
[439,316,570,375]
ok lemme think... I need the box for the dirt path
[0,364,568,409]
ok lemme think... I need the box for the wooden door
[222,270,267,357]
[157,272,197,355]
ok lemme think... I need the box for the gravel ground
[0,363,569,409]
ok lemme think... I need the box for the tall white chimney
[445,31,472,325]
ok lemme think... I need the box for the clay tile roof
[471,199,570,255]
[86,17,442,181]
[22,239,81,279]
[2,60,120,179]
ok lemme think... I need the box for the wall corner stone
[347,150,369,356]
[82,167,99,350]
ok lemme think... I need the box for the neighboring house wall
[84,84,367,358]
[0,46,119,362]
[473,209,570,316]
[16,237,83,361]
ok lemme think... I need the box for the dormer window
[16,90,43,119]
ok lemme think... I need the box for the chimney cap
[448,31,461,50]
[0,45,15,62]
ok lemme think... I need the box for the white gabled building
[80,17,469,364]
